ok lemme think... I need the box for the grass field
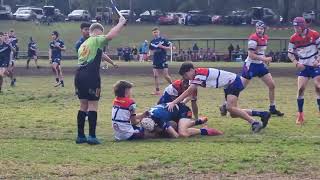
[0,62,320,179]
[1,20,320,53]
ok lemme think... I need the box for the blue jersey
[149,37,170,63]
[75,36,87,52]
[149,103,191,129]
[0,42,12,62]
[49,39,64,59]
[9,35,18,48]
[28,42,37,52]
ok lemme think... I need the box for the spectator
[132,45,138,60]
[139,40,149,62]
[187,48,192,61]
[235,44,240,52]
[228,44,234,60]
[123,47,131,62]
[192,43,199,53]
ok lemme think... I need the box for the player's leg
[0,68,6,92]
[313,75,320,114]
[243,109,271,128]
[34,55,40,69]
[26,57,31,69]
[57,64,64,87]
[162,67,172,84]
[260,73,284,116]
[226,94,263,133]
[178,118,222,137]
[152,68,160,95]
[9,62,16,87]
[296,76,309,125]
[52,62,59,84]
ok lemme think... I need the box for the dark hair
[52,31,59,37]
[152,27,159,32]
[80,22,91,30]
[0,32,3,36]
[113,80,133,97]
[179,62,194,76]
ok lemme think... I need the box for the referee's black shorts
[74,69,101,101]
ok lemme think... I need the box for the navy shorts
[242,62,269,80]
[224,76,245,98]
[298,65,320,78]
[28,51,37,58]
[153,61,168,69]
[127,125,145,140]
[52,58,61,65]
[0,59,9,68]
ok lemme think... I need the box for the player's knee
[298,87,305,96]
[268,83,275,90]
[178,131,189,138]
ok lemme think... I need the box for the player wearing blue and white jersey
[26,37,39,69]
[49,31,66,87]
[149,27,172,95]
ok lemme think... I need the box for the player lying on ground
[287,17,320,125]
[220,21,284,117]
[143,103,223,138]
[167,62,271,133]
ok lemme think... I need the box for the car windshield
[20,10,31,14]
[72,10,83,14]
[32,9,43,15]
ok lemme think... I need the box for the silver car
[15,9,36,21]
[68,10,90,21]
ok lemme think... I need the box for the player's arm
[59,43,66,51]
[315,35,320,66]
[105,16,126,40]
[287,42,305,70]
[102,53,118,68]
[167,84,198,111]
[247,50,271,63]
[129,111,149,125]
[48,48,52,61]
[191,100,198,120]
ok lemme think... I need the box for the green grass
[0,62,320,179]
[1,20,320,53]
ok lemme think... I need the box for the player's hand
[296,63,305,71]
[158,44,165,49]
[166,102,179,112]
[313,59,320,67]
[119,16,127,25]
[264,57,272,63]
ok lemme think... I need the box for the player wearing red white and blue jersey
[158,79,199,119]
[167,62,271,133]
[220,21,284,117]
[287,17,320,125]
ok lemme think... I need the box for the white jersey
[288,29,320,66]
[245,33,269,64]
[191,68,237,88]
[112,97,139,141]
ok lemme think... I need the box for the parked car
[95,6,112,24]
[185,10,211,25]
[0,5,12,19]
[247,7,282,25]
[223,10,248,25]
[15,9,36,21]
[169,12,186,24]
[139,10,164,22]
[119,9,136,19]
[158,13,179,25]
[303,10,315,24]
[67,10,90,21]
[13,7,43,20]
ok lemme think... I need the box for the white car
[119,10,136,19]
[13,7,43,20]
[15,9,36,21]
[0,5,12,19]
[68,10,90,21]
